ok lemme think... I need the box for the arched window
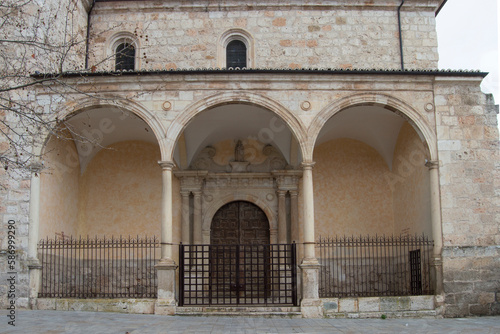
[226,40,247,68]
[115,42,135,71]
[218,29,254,69]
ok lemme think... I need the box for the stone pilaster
[193,190,202,244]
[28,162,43,308]
[277,190,287,244]
[180,190,191,245]
[426,160,443,296]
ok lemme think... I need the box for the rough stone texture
[323,296,438,318]
[442,246,500,317]
[436,78,500,317]
[88,0,440,71]
[36,298,155,314]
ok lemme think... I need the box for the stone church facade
[1,0,499,318]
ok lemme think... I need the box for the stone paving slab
[1,310,499,334]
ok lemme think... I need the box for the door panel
[210,201,270,303]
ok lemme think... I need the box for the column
[155,161,178,315]
[277,190,287,244]
[28,163,42,260]
[301,162,317,262]
[299,161,322,318]
[192,190,202,244]
[28,163,43,308]
[158,161,175,262]
[426,160,443,295]
[180,191,191,245]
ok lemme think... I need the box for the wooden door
[211,201,269,246]
[210,201,270,303]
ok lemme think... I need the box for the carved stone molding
[188,143,289,173]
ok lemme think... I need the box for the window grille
[226,40,247,68]
[115,43,135,71]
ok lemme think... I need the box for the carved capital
[29,162,44,173]
[425,160,440,170]
[180,190,191,198]
[301,161,315,170]
[276,189,287,197]
[158,161,175,171]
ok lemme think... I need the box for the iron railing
[179,243,297,306]
[38,235,160,298]
[316,234,433,298]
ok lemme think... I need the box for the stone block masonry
[89,1,440,71]
[442,246,500,317]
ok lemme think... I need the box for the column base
[299,259,322,318]
[28,258,42,309]
[155,258,178,314]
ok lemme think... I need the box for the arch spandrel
[308,93,437,161]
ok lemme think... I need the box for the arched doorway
[211,201,270,246]
[209,201,270,304]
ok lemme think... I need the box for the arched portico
[308,93,443,296]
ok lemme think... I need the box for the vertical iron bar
[179,243,184,306]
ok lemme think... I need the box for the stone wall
[88,0,439,71]
[435,79,500,316]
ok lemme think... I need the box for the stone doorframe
[174,170,302,247]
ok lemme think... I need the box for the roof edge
[31,67,488,79]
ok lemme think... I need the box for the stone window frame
[218,29,255,69]
[107,32,140,71]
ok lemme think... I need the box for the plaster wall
[313,138,395,237]
[39,130,80,239]
[392,122,432,236]
[77,141,162,237]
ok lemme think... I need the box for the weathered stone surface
[380,297,411,312]
[358,297,380,312]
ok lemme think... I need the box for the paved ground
[1,310,499,333]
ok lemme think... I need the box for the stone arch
[166,91,309,163]
[107,31,141,71]
[203,193,277,234]
[308,93,437,161]
[218,28,255,68]
[34,96,168,160]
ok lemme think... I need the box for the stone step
[176,306,302,318]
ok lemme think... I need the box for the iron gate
[179,244,297,306]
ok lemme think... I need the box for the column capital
[301,161,316,170]
[180,190,191,197]
[276,189,287,197]
[29,162,44,173]
[425,160,440,170]
[289,189,298,197]
[158,161,175,170]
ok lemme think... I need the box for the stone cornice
[93,0,444,14]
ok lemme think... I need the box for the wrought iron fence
[316,234,433,298]
[179,243,297,306]
[38,235,160,298]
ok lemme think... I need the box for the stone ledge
[35,298,156,314]
[322,296,437,318]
